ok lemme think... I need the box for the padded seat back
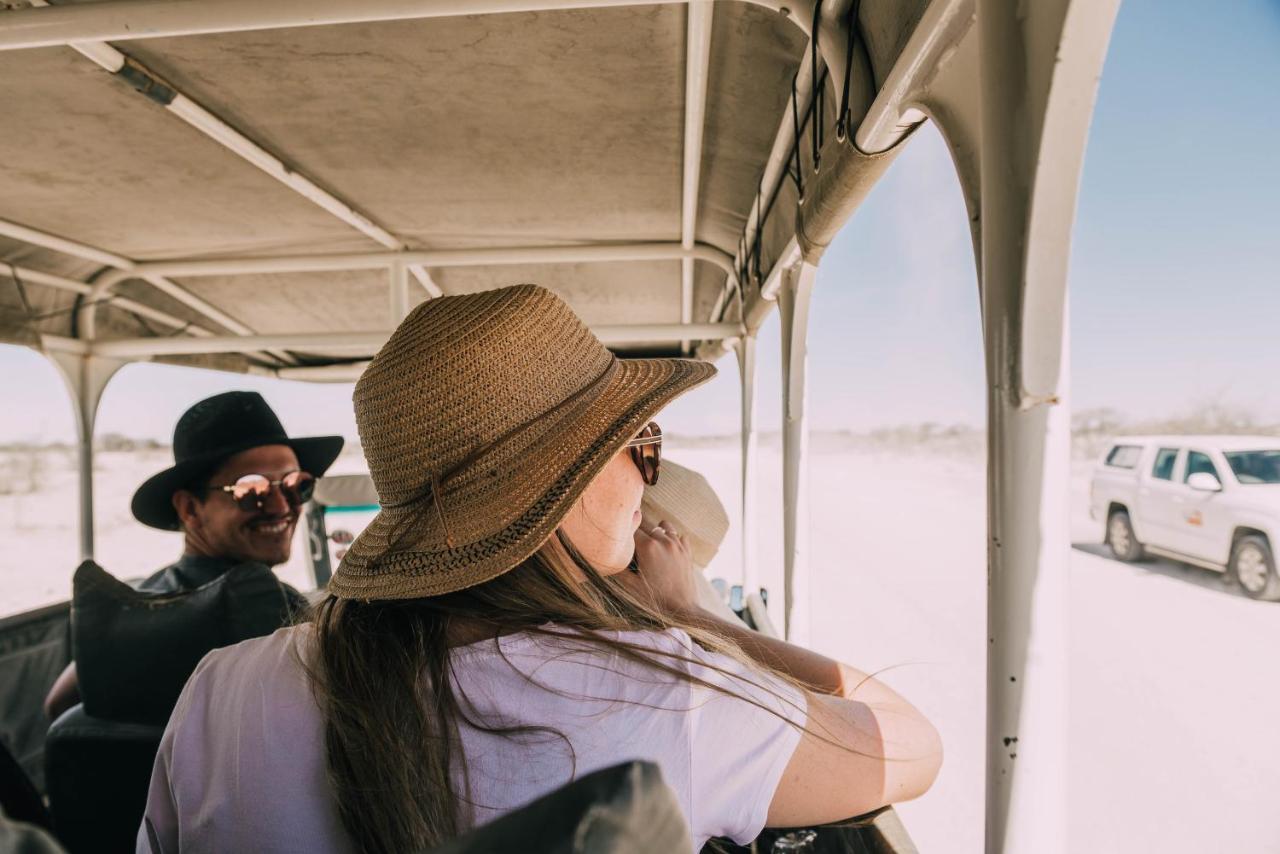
[45,561,295,853]
[44,706,162,854]
[72,560,293,725]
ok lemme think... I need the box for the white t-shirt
[137,623,806,853]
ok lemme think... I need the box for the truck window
[1151,448,1178,481]
[1184,451,1219,482]
[1105,444,1142,468]
[1224,450,1280,484]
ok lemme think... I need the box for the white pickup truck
[1090,435,1280,600]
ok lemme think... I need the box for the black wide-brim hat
[131,391,345,531]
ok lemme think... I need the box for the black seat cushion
[72,560,294,726]
[44,706,162,854]
[0,737,52,833]
[431,761,691,854]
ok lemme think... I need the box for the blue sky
[3,0,1278,444]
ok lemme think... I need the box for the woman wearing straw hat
[640,457,749,625]
[138,285,941,854]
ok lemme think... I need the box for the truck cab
[1091,436,1280,599]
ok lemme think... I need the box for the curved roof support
[922,1,1119,850]
[777,259,817,642]
[680,0,714,353]
[0,217,296,365]
[6,265,215,338]
[46,351,127,561]
[733,334,759,596]
[854,0,973,154]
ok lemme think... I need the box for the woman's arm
[629,523,943,826]
[44,662,80,720]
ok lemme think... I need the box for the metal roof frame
[2,0,833,370]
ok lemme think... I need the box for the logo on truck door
[1185,510,1203,527]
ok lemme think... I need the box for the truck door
[1173,449,1230,564]
[1135,446,1183,547]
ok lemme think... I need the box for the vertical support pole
[679,0,713,354]
[680,261,694,355]
[734,335,759,595]
[777,261,817,642]
[963,2,1118,851]
[49,353,126,562]
[389,259,410,326]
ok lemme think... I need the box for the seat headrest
[72,560,293,725]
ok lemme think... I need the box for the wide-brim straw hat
[640,459,729,570]
[330,284,715,600]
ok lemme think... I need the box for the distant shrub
[0,448,43,496]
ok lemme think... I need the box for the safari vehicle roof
[0,0,931,376]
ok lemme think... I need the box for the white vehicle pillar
[777,261,817,643]
[919,1,1119,850]
[48,352,126,562]
[389,259,411,325]
[734,334,759,595]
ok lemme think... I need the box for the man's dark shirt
[135,554,311,617]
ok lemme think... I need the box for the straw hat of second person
[640,459,730,571]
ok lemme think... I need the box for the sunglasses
[202,471,316,512]
[625,422,662,485]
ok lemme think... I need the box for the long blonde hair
[306,530,805,854]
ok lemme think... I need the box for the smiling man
[42,391,343,720]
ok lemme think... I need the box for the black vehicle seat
[0,737,53,835]
[44,707,162,854]
[44,561,294,853]
[430,761,691,854]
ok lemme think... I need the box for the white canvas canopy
[0,1,1123,850]
[0,0,938,371]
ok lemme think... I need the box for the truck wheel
[1229,535,1280,601]
[1106,509,1144,562]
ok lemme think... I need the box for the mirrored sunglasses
[625,422,662,485]
[206,471,316,512]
